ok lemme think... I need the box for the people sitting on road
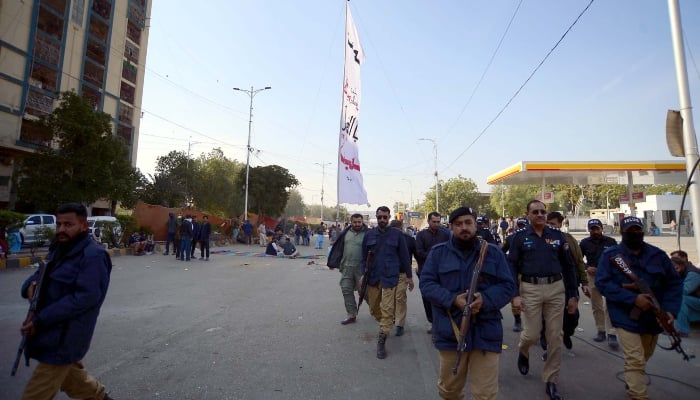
[281,237,300,258]
[144,234,155,255]
[129,232,147,255]
[649,222,661,236]
[265,238,284,256]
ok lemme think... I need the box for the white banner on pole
[337,3,369,206]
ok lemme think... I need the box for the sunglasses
[530,210,547,215]
[376,215,389,220]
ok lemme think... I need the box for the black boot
[513,315,522,332]
[593,331,606,342]
[377,333,387,359]
[545,382,561,400]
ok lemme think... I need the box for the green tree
[421,176,485,215]
[192,148,244,216]
[244,165,299,217]
[17,91,140,211]
[283,189,306,217]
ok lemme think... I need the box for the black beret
[449,207,477,223]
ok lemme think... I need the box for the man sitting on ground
[281,237,300,258]
[671,250,700,337]
[129,232,147,255]
[265,238,284,256]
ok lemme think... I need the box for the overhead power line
[441,0,524,143]
[444,0,596,172]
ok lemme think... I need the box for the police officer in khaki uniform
[508,200,579,400]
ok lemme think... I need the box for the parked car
[87,216,122,247]
[20,214,56,245]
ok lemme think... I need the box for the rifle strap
[448,239,489,341]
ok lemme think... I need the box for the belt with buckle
[521,274,562,285]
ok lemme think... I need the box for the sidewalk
[0,247,132,269]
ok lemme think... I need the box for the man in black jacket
[327,214,368,325]
[415,212,449,333]
[199,215,212,261]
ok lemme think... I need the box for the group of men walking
[329,201,685,400]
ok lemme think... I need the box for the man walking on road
[579,218,619,348]
[361,206,413,359]
[327,213,368,325]
[508,200,579,400]
[18,203,115,400]
[415,211,449,334]
[596,216,682,400]
[420,207,514,400]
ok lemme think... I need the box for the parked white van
[87,216,122,246]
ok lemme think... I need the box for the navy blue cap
[621,216,643,231]
[587,219,603,229]
[516,218,528,226]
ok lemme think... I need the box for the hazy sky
[137,0,700,214]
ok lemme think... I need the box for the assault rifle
[610,254,692,361]
[11,261,47,376]
[453,240,489,374]
[357,250,374,310]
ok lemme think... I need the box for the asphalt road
[1,242,699,400]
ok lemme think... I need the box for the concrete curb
[0,248,131,269]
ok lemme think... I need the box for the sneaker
[608,334,619,350]
[393,326,405,336]
[593,331,606,342]
[163,252,169,256]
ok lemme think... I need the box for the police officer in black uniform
[579,218,619,348]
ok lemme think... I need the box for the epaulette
[548,226,562,231]
[514,227,528,234]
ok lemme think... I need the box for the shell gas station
[486,160,690,228]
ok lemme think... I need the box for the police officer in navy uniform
[508,200,579,400]
[579,218,619,348]
[596,216,682,399]
[502,218,528,254]
[476,216,498,245]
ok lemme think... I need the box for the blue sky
[137,0,700,213]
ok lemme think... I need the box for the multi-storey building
[0,0,151,209]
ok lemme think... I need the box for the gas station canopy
[486,161,688,186]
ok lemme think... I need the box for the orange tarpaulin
[132,201,225,241]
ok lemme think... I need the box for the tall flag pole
[337,0,369,208]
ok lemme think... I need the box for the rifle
[357,250,374,310]
[610,254,692,361]
[453,239,489,375]
[11,261,47,376]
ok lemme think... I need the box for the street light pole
[419,138,439,212]
[315,162,332,222]
[233,85,271,220]
[401,178,413,209]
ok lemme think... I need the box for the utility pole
[185,137,201,207]
[315,162,332,222]
[419,138,439,212]
[668,0,700,254]
[233,85,271,220]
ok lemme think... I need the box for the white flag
[337,3,369,206]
